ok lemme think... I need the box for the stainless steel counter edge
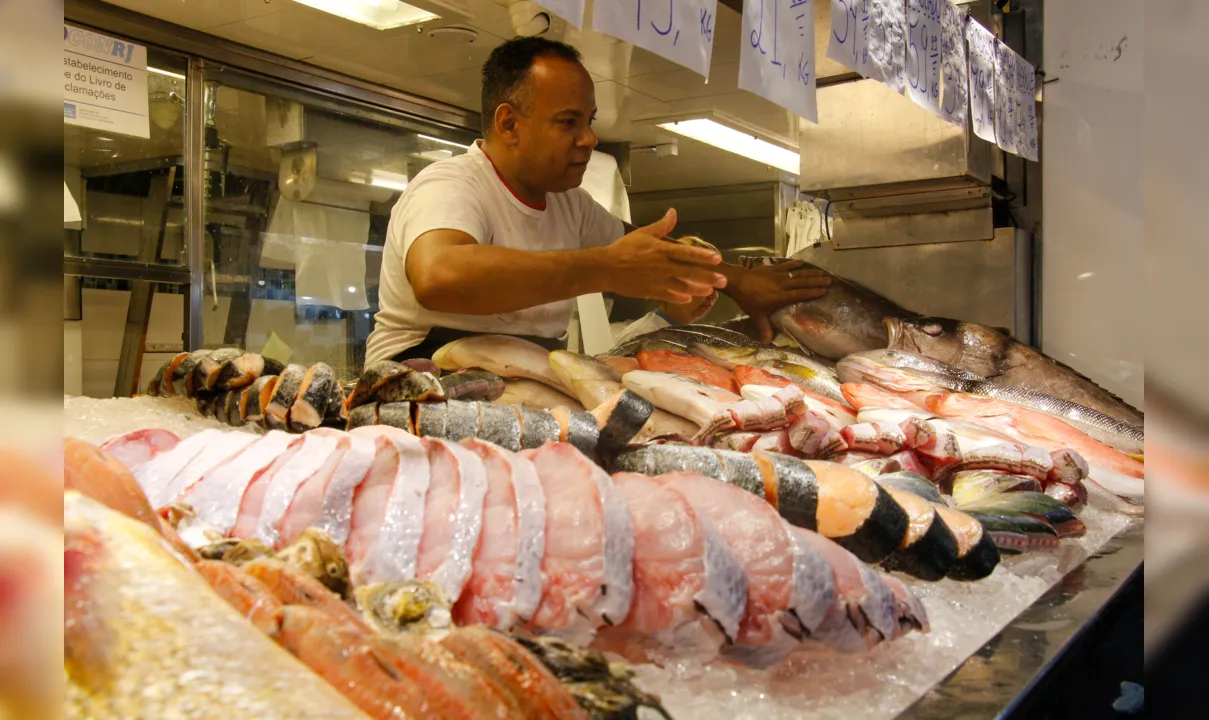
[899,522,1144,719]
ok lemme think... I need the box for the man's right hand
[600,209,726,303]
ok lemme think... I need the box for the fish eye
[923,323,943,336]
[885,350,898,358]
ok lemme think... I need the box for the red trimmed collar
[479,142,547,211]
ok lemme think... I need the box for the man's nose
[578,125,598,150]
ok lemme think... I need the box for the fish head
[885,317,966,364]
[275,528,350,598]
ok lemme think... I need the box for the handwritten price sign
[827,0,904,93]
[965,18,995,143]
[1014,52,1038,160]
[592,0,718,78]
[994,39,1017,155]
[938,0,967,127]
[905,0,941,114]
[739,0,818,123]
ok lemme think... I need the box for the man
[366,36,829,365]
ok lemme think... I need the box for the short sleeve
[574,190,627,249]
[393,169,491,259]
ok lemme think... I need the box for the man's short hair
[480,36,584,136]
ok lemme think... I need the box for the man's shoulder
[408,151,491,190]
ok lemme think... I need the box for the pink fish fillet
[519,442,634,644]
[454,439,546,630]
[250,432,344,549]
[841,382,929,411]
[609,473,747,645]
[230,435,321,541]
[99,429,179,470]
[345,426,430,586]
[279,429,376,547]
[133,429,236,508]
[924,393,1144,479]
[657,472,801,663]
[182,431,300,536]
[414,438,488,603]
[792,528,898,653]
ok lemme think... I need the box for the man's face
[512,56,598,193]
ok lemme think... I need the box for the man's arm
[407,210,726,315]
[621,221,833,340]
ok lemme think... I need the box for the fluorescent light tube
[656,119,800,175]
[148,66,186,80]
[291,0,439,30]
[418,134,472,149]
[369,170,409,191]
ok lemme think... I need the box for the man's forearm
[411,243,612,315]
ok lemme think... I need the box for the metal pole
[184,56,206,351]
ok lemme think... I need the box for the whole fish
[433,335,571,394]
[885,316,1143,424]
[496,378,585,413]
[842,349,1144,455]
[548,352,699,440]
[688,344,826,372]
[604,337,691,357]
[771,264,916,360]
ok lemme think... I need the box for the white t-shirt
[366,141,626,365]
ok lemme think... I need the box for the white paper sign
[965,19,995,143]
[1015,53,1038,160]
[592,0,718,78]
[827,0,903,92]
[867,0,906,93]
[534,0,585,29]
[994,39,1017,155]
[904,0,941,114]
[938,0,967,127]
[739,0,819,123]
[63,24,149,139]
[826,0,868,76]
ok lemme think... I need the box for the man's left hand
[727,260,831,342]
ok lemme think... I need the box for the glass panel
[64,44,189,266]
[64,276,186,398]
[199,65,476,379]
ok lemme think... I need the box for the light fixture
[148,66,186,80]
[291,0,438,30]
[369,169,409,191]
[348,286,357,293]
[418,134,471,149]
[656,118,800,175]
[1077,272,1094,280]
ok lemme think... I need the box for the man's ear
[494,103,520,146]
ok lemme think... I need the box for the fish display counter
[62,263,1143,719]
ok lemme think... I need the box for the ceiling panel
[92,0,281,31]
[621,61,742,102]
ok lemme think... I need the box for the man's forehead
[527,56,594,104]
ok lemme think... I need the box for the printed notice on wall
[533,0,586,29]
[938,0,967,127]
[63,24,149,139]
[1014,52,1038,160]
[904,0,941,114]
[827,0,904,92]
[739,0,818,123]
[993,39,1017,155]
[592,0,718,78]
[965,19,995,143]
